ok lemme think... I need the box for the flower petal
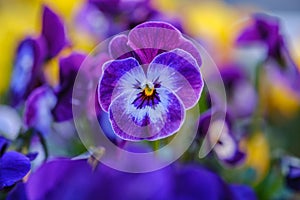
[109,34,135,60]
[108,87,185,141]
[208,120,245,166]
[24,86,57,135]
[230,185,257,200]
[9,37,45,106]
[98,57,145,111]
[148,49,203,109]
[128,21,202,65]
[53,53,86,122]
[0,105,22,140]
[0,151,30,190]
[127,21,182,64]
[42,6,67,58]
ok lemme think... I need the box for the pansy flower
[0,136,31,190]
[197,110,246,166]
[9,5,67,106]
[236,13,299,77]
[98,22,203,141]
[236,13,300,118]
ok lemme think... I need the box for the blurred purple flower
[76,0,159,38]
[19,158,256,200]
[282,156,300,191]
[236,13,283,60]
[24,52,86,135]
[52,53,86,122]
[9,5,67,107]
[0,136,30,190]
[219,66,257,119]
[236,13,299,79]
[198,110,246,166]
[24,86,57,136]
[98,22,203,141]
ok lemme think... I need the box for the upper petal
[128,21,202,65]
[108,34,135,60]
[0,151,30,190]
[108,87,185,141]
[98,57,145,111]
[42,6,67,58]
[147,49,203,109]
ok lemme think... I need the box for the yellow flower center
[144,84,154,96]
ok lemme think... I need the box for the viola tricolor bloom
[236,13,298,75]
[0,136,30,190]
[9,5,67,106]
[98,21,203,141]
[198,110,246,166]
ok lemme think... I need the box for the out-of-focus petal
[172,164,232,200]
[24,86,57,136]
[42,6,67,58]
[230,185,257,200]
[109,88,185,141]
[6,182,28,200]
[148,49,203,109]
[282,156,300,191]
[208,119,245,166]
[52,53,86,122]
[0,105,22,140]
[0,151,30,190]
[9,37,45,106]
[98,57,144,111]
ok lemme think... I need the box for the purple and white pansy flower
[198,110,246,166]
[98,22,203,141]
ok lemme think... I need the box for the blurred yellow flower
[243,132,270,183]
[159,0,250,64]
[260,67,300,119]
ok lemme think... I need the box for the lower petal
[0,151,31,190]
[108,88,185,141]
